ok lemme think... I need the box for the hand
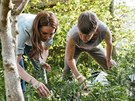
[32,81,50,97]
[77,75,91,91]
[106,59,112,69]
[77,75,86,84]
[42,63,51,72]
[106,59,117,69]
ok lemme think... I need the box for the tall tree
[109,0,117,59]
[0,0,29,100]
[109,0,114,17]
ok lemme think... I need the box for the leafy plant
[0,0,135,101]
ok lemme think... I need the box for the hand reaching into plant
[41,63,52,72]
[77,75,91,93]
[106,60,112,69]
[77,75,86,84]
[106,59,117,69]
[30,78,50,97]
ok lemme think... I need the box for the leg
[87,45,108,70]
[63,46,83,80]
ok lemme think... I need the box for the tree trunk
[109,0,114,17]
[0,0,24,101]
[109,0,117,59]
[13,0,23,9]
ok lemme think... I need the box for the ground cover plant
[0,0,135,101]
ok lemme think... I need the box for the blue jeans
[19,45,47,92]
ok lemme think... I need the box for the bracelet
[28,78,41,89]
[77,75,82,80]
[29,78,33,84]
[33,81,41,89]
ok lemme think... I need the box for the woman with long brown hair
[16,11,58,97]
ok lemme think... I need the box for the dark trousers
[63,45,108,80]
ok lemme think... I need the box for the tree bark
[12,0,23,9]
[0,0,29,100]
[109,0,114,17]
[0,0,24,100]
[14,0,30,15]
[109,0,117,59]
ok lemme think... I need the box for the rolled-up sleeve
[16,24,29,55]
[16,14,35,55]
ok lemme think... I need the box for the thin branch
[12,0,29,15]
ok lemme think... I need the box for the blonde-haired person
[16,11,58,97]
[63,11,116,84]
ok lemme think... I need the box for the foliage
[0,0,135,101]
[0,58,5,101]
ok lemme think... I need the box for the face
[40,26,55,42]
[78,30,96,43]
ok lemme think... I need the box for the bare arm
[65,37,84,80]
[17,55,36,82]
[17,55,50,97]
[104,29,113,68]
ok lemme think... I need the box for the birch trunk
[0,0,29,100]
[0,0,24,101]
[109,0,117,59]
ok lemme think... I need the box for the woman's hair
[77,11,99,35]
[30,11,58,58]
